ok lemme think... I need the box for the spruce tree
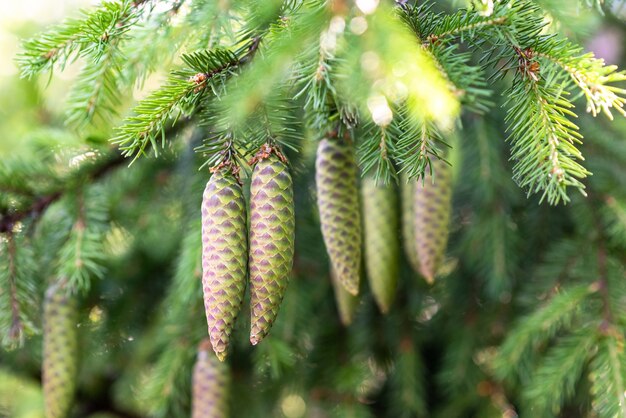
[2,1,626,417]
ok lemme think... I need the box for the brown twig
[0,153,124,234]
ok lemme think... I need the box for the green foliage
[56,187,109,292]
[16,0,138,78]
[505,75,588,204]
[387,341,427,418]
[3,0,626,417]
[523,329,597,416]
[112,48,240,160]
[590,335,626,418]
[0,233,38,347]
[493,284,594,382]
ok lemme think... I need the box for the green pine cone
[414,161,452,284]
[192,339,230,418]
[201,168,248,361]
[43,281,78,418]
[331,268,358,326]
[249,153,295,345]
[315,138,361,296]
[401,175,420,273]
[361,177,399,314]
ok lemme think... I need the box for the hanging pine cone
[401,175,420,273]
[201,167,248,361]
[43,281,78,418]
[414,160,452,284]
[248,146,295,345]
[192,339,230,418]
[361,177,399,314]
[315,137,361,296]
[331,268,358,326]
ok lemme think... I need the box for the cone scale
[248,150,295,345]
[414,161,452,284]
[192,339,230,418]
[201,168,248,361]
[315,137,361,295]
[43,281,78,418]
[361,177,399,314]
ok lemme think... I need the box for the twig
[0,118,192,234]
[0,155,122,234]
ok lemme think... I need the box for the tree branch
[0,116,195,234]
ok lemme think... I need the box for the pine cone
[249,153,295,345]
[414,161,452,284]
[401,175,420,273]
[192,339,230,418]
[201,168,248,361]
[315,138,361,295]
[331,268,358,326]
[361,177,399,313]
[43,281,78,418]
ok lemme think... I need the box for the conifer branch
[17,0,139,78]
[606,338,626,418]
[295,40,341,133]
[523,329,597,415]
[493,284,594,381]
[0,192,62,235]
[399,4,492,113]
[398,1,523,44]
[0,119,191,235]
[57,189,108,293]
[112,43,260,161]
[0,154,124,234]
[395,116,447,180]
[65,43,125,128]
[504,51,589,204]
[604,196,626,247]
[434,16,508,40]
[0,232,37,347]
[534,42,626,120]
[358,124,396,183]
[591,336,626,418]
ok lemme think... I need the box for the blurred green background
[2,2,626,418]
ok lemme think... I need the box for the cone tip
[215,350,227,362]
[207,339,227,362]
[377,303,391,315]
[342,282,359,296]
[419,268,435,285]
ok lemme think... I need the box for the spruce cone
[315,138,361,295]
[192,339,230,418]
[201,168,248,361]
[361,177,399,313]
[401,175,420,273]
[249,152,295,345]
[414,161,452,283]
[331,268,358,326]
[43,281,78,418]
